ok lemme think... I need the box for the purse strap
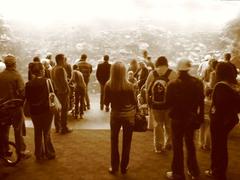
[46,79,54,93]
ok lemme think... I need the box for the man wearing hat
[165,59,204,180]
[0,54,31,158]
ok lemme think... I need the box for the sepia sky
[0,0,240,30]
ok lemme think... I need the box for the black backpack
[149,69,172,109]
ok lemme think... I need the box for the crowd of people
[0,50,239,180]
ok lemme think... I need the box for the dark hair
[224,53,231,62]
[33,56,40,62]
[73,64,78,70]
[55,54,65,65]
[155,56,168,67]
[81,54,87,60]
[216,62,237,84]
[212,60,218,70]
[31,62,44,76]
[103,55,109,61]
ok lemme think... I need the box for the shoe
[100,105,104,110]
[87,105,90,110]
[154,147,164,154]
[105,107,110,112]
[205,169,214,178]
[20,150,31,159]
[121,167,128,174]
[61,128,73,134]
[165,171,184,180]
[74,115,78,119]
[108,167,118,174]
[187,170,199,179]
[79,115,83,119]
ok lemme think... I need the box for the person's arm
[16,72,25,99]
[198,81,205,124]
[165,82,176,108]
[57,68,70,93]
[145,71,154,104]
[96,64,100,82]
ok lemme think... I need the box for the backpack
[149,69,172,109]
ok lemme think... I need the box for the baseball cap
[177,59,192,71]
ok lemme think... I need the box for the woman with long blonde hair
[105,61,137,174]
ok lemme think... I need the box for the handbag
[133,111,148,132]
[46,79,62,113]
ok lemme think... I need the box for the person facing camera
[104,61,137,175]
[25,62,55,161]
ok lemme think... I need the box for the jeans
[110,114,134,171]
[171,119,199,178]
[210,120,236,180]
[31,111,55,159]
[55,92,69,130]
[0,107,26,155]
[151,109,171,150]
[74,90,85,116]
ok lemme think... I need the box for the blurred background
[0,0,240,91]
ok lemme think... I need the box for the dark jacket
[25,78,49,115]
[51,65,70,94]
[0,68,25,101]
[96,61,111,85]
[78,60,92,84]
[211,82,240,127]
[104,84,137,113]
[165,72,204,124]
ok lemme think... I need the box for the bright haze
[0,0,239,32]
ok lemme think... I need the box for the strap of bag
[46,79,54,93]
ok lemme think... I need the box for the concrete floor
[25,93,110,130]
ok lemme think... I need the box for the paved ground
[1,93,240,180]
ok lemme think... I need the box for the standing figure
[25,62,55,160]
[0,54,31,158]
[205,62,240,180]
[77,54,92,110]
[145,56,177,152]
[165,59,204,180]
[96,55,111,111]
[70,65,86,119]
[105,61,137,174]
[51,54,72,134]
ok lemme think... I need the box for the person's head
[177,59,192,72]
[73,64,78,70]
[139,61,146,68]
[224,53,231,62]
[211,59,218,70]
[215,62,237,84]
[108,61,131,91]
[55,54,65,66]
[155,56,168,68]
[128,71,134,79]
[4,54,16,69]
[41,58,50,69]
[80,54,87,61]
[33,56,41,62]
[103,55,109,62]
[46,53,52,60]
[143,50,148,59]
[31,62,45,77]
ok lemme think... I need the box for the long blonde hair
[107,61,132,91]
